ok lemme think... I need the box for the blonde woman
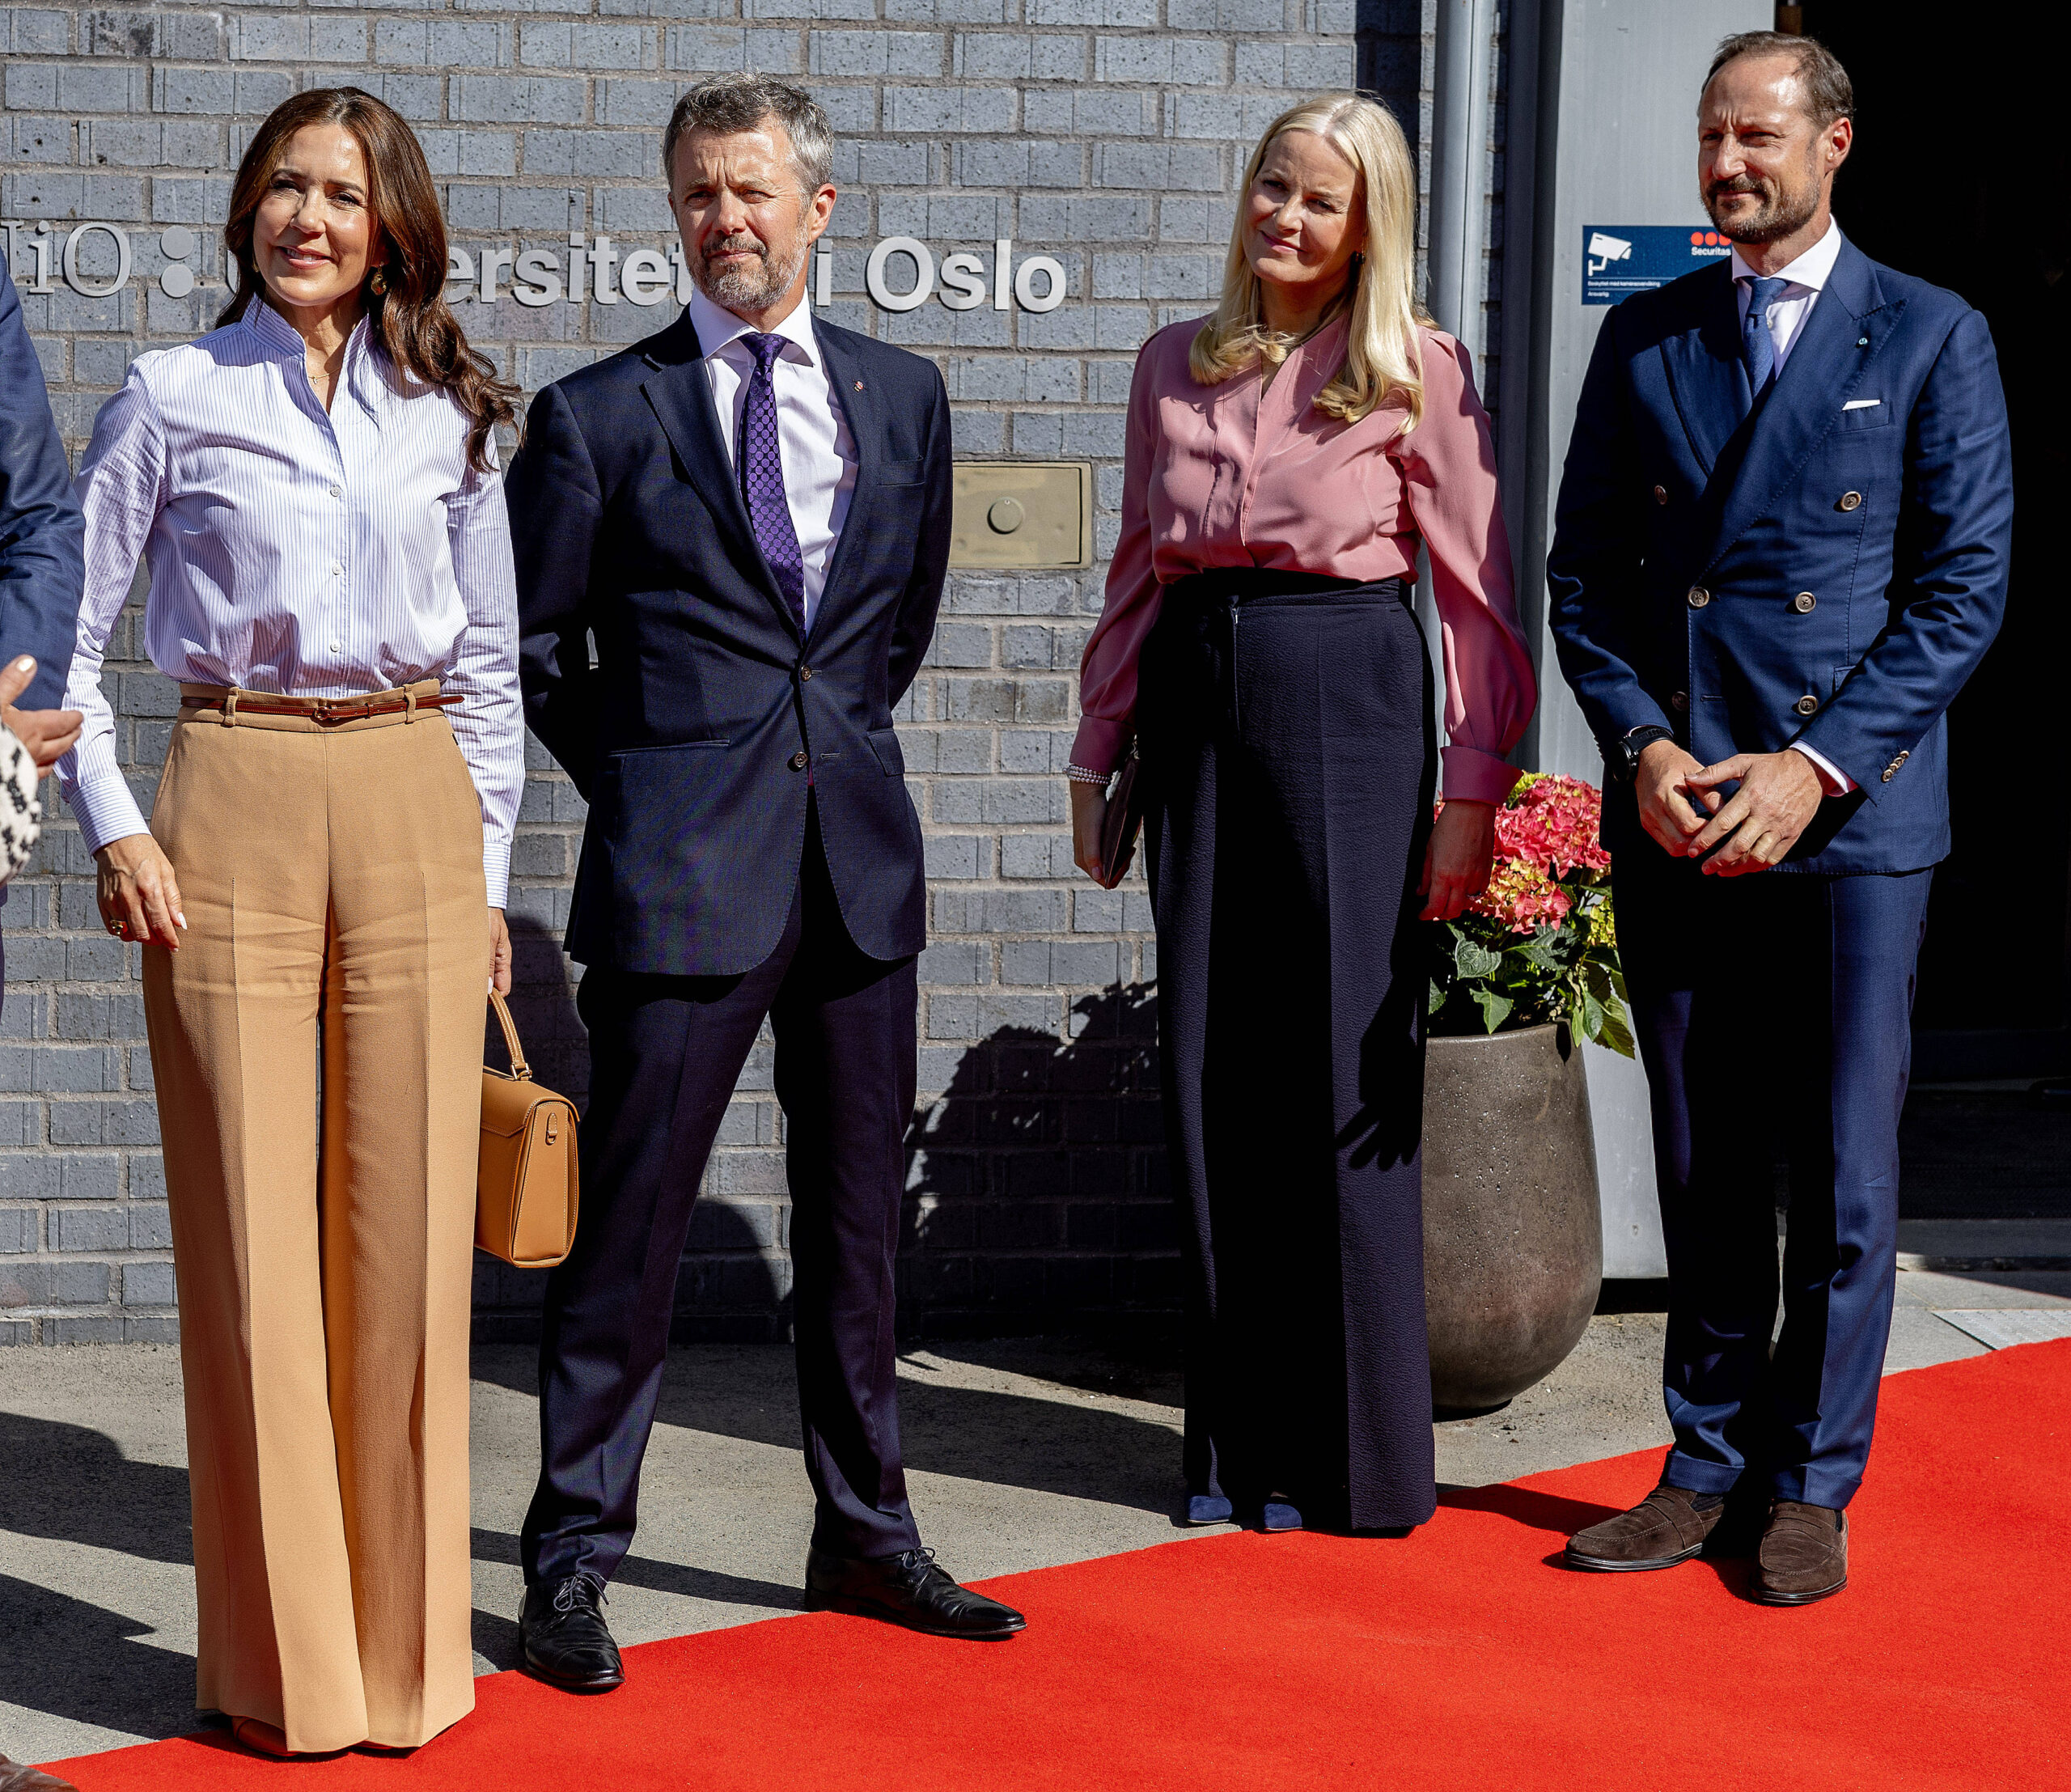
[1070,95,1537,1536]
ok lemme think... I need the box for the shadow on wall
[900,983,1174,1340]
[471,938,1179,1345]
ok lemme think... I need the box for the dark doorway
[1794,1,2069,1074]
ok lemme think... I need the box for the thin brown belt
[179,680,459,725]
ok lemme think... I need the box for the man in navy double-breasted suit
[1549,32,2011,1605]
[508,76,1025,1688]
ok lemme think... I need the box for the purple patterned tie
[738,332,806,631]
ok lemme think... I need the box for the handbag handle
[489,989,532,1082]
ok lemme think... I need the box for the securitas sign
[1581,226,1731,306]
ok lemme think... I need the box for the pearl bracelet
[1064,762,1109,786]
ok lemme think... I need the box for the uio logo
[3,222,205,299]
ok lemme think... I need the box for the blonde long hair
[1190,94,1429,431]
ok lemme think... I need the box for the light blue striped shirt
[57,299,523,905]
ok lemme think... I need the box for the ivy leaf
[1472,986,1514,1033]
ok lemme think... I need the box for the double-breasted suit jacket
[1549,235,2012,871]
[510,307,951,974]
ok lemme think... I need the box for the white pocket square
[1843,398,1882,410]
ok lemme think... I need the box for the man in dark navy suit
[1549,32,2011,1605]
[0,252,86,971]
[508,74,1024,1688]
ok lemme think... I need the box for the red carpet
[52,1341,2067,1792]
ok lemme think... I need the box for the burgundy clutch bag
[1095,747,1146,890]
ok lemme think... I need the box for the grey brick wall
[0,0,1455,1346]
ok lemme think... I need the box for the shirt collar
[1729,218,1844,293]
[688,286,821,371]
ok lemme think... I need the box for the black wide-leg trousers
[523,801,922,1579]
[1141,570,1438,1531]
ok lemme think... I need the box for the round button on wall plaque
[986,497,1026,535]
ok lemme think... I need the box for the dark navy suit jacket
[0,257,83,712]
[509,307,950,975]
[1548,236,2012,874]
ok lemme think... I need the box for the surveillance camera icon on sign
[159,227,197,298]
[1586,232,1632,277]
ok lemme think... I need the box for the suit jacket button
[1671,691,1688,711]
[1653,485,1668,505]
[789,750,809,770]
[1687,587,1710,608]
[1794,695,1819,717]
[798,665,814,680]
[1793,591,1817,612]
[1838,490,1863,510]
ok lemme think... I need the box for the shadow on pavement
[0,1574,198,1745]
[469,1527,799,1613]
[469,1341,1181,1517]
[0,1413,193,1566]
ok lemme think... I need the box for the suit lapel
[640,313,800,641]
[807,321,880,646]
[1658,263,1746,476]
[1700,239,1905,574]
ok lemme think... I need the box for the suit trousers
[523,799,921,1579]
[1615,848,1933,1509]
[142,692,489,1752]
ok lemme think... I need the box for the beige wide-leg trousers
[142,686,489,1752]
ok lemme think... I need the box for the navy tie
[1741,274,1788,400]
[738,332,807,632]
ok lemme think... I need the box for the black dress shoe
[804,1545,1027,1640]
[519,1573,625,1692]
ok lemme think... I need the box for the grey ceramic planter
[1422,1022,1603,1412]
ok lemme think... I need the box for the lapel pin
[1857,337,1869,346]
[854,379,865,391]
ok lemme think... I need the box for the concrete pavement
[3,1248,2066,1768]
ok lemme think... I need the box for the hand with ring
[95,833,186,951]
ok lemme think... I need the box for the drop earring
[369,266,389,296]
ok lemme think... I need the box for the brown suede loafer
[0,1756,82,1791]
[1565,1481,1729,1572]
[1752,1499,1848,1606]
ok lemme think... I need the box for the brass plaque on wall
[949,460,1093,570]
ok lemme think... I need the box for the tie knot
[1746,275,1789,312]
[743,330,787,373]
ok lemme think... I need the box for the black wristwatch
[1604,724,1675,784]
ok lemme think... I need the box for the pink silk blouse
[1072,316,1537,806]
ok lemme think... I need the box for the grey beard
[698,235,807,312]
[1705,159,1822,246]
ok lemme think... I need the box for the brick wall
[0,0,1459,1345]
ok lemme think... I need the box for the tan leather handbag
[477,990,581,1268]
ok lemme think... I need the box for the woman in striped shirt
[58,88,523,1757]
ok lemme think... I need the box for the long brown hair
[221,87,518,472]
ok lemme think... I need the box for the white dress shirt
[1729,218,1857,797]
[1729,216,1844,374]
[58,299,524,904]
[688,287,858,631]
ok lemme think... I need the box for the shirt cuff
[1789,742,1856,796]
[61,770,151,858]
[1440,744,1523,807]
[1069,716,1131,778]
[482,837,510,912]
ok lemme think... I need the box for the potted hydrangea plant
[1421,774,1634,1412]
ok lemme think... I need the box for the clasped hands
[1635,737,1825,873]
